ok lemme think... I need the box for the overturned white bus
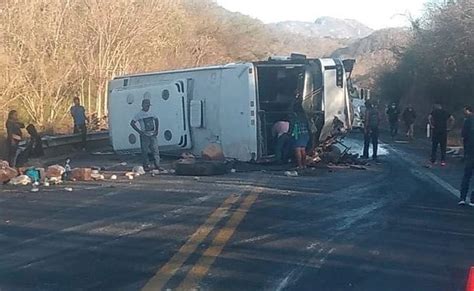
[108,55,355,161]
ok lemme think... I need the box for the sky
[215,0,427,29]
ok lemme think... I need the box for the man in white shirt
[130,99,161,171]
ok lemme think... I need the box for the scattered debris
[30,187,39,193]
[284,171,299,177]
[132,166,146,176]
[72,168,92,181]
[230,169,237,173]
[25,168,41,183]
[110,175,118,180]
[125,172,135,180]
[0,166,18,183]
[202,143,225,161]
[9,175,32,186]
[0,160,9,168]
[90,169,105,181]
[94,174,105,181]
[49,177,62,185]
[46,165,65,180]
[64,187,73,192]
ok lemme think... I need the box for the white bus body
[108,57,353,161]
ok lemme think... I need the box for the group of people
[6,95,474,207]
[386,103,417,140]
[4,97,88,168]
[362,101,418,161]
[5,110,44,167]
[271,111,311,169]
[362,101,457,163]
[361,100,474,207]
[4,95,162,171]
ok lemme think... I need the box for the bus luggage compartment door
[109,79,191,153]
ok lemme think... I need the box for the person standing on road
[290,108,310,170]
[428,104,455,166]
[272,118,290,164]
[462,106,473,160]
[386,102,400,139]
[459,105,474,206]
[402,105,417,140]
[5,110,25,167]
[363,100,380,161]
[70,97,88,151]
[130,99,161,171]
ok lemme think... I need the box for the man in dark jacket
[459,105,474,206]
[363,100,380,161]
[428,104,455,166]
[402,105,417,140]
[5,110,25,167]
[386,102,400,139]
[462,106,473,159]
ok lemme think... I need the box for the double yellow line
[142,189,261,291]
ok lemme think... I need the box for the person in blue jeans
[130,99,161,171]
[459,105,474,206]
[70,97,88,151]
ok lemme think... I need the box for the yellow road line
[142,194,240,291]
[177,189,261,291]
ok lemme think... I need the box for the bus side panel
[219,64,257,161]
[110,68,227,157]
[186,69,223,156]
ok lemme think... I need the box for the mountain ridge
[269,16,374,39]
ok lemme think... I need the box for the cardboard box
[71,168,92,181]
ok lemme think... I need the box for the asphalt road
[0,136,473,291]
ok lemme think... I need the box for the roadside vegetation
[0,0,343,132]
[377,0,473,124]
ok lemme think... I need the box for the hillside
[0,0,406,130]
[270,17,374,39]
[332,28,412,87]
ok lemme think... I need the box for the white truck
[108,55,354,161]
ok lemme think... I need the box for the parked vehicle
[108,55,355,161]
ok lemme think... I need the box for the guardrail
[41,131,109,148]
